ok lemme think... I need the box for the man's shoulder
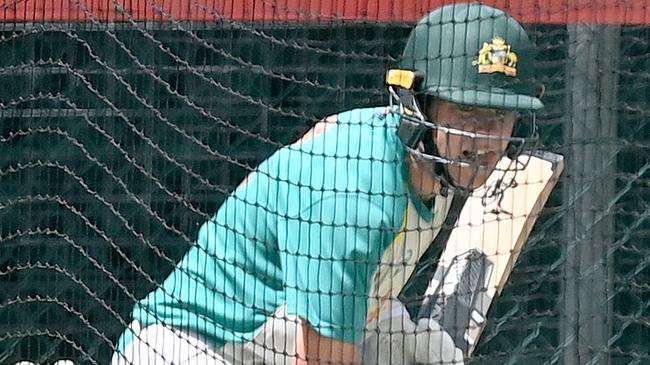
[328,106,402,154]
[287,106,402,156]
[321,106,403,164]
[333,106,400,127]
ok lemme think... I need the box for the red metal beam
[1,0,648,25]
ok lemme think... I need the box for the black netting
[0,2,648,365]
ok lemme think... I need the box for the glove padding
[363,299,465,365]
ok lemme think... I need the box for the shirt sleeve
[277,194,391,344]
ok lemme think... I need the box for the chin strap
[386,69,464,194]
[420,129,459,194]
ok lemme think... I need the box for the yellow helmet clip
[385,69,416,90]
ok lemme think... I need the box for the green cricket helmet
[400,2,543,110]
[390,3,542,192]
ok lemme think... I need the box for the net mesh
[0,1,649,364]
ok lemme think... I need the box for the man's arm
[278,195,391,358]
[295,319,360,365]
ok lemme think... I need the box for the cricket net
[0,1,648,364]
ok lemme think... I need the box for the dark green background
[0,22,648,364]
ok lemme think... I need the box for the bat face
[419,151,564,356]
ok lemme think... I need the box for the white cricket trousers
[110,310,299,365]
[110,321,228,365]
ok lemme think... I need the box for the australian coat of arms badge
[473,37,518,77]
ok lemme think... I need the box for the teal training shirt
[128,106,433,348]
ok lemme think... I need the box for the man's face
[426,99,517,189]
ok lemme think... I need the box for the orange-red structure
[0,0,648,24]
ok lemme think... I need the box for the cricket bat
[415,150,564,356]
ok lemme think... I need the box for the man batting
[110,3,553,365]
